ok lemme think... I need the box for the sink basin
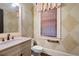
[0,39,13,45]
[0,37,31,45]
[0,38,20,45]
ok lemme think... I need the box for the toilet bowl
[31,45,43,56]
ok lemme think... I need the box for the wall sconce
[11,3,19,7]
[11,3,19,17]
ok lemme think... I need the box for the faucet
[7,34,10,40]
[12,36,14,39]
[2,38,5,42]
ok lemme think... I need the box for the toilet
[31,45,43,56]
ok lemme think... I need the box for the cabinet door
[20,40,31,56]
[0,45,21,56]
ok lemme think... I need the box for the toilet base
[32,51,41,56]
[40,53,51,56]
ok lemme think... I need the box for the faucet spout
[7,34,10,40]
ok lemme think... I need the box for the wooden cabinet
[0,40,31,56]
[20,40,31,56]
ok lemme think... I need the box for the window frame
[34,7,61,41]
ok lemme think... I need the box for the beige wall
[21,3,34,38]
[34,3,79,55]
[0,3,18,33]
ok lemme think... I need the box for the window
[41,8,57,37]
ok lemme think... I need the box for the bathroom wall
[0,4,18,33]
[21,3,34,38]
[34,3,79,55]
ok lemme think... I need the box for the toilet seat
[31,46,43,53]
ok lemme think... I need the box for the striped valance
[35,3,61,11]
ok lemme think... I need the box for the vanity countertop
[0,37,32,51]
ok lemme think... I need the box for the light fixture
[12,3,19,7]
[11,3,19,17]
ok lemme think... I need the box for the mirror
[0,3,19,33]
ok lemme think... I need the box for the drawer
[20,40,31,50]
[20,40,31,47]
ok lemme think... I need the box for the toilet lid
[31,46,43,51]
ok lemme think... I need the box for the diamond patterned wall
[61,3,79,52]
[34,3,79,55]
[63,14,79,32]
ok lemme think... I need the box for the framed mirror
[0,3,19,33]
